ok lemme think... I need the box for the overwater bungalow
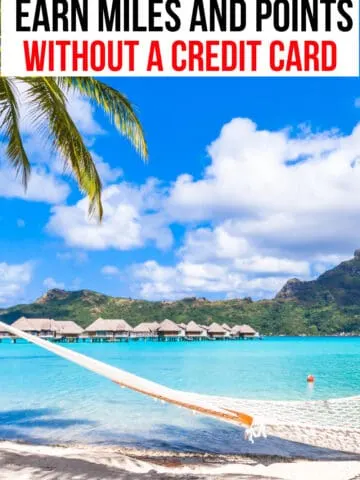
[185,321,205,338]
[85,318,132,339]
[237,324,257,339]
[54,321,84,339]
[207,322,227,339]
[221,323,232,337]
[157,319,182,338]
[11,317,57,337]
[231,324,257,339]
[132,322,159,338]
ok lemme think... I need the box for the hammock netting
[1,321,359,455]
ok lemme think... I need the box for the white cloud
[129,222,308,300]
[129,118,360,300]
[132,260,286,300]
[66,91,105,136]
[179,226,251,262]
[0,262,33,305]
[168,118,360,254]
[132,223,311,300]
[43,277,65,290]
[0,161,70,204]
[234,256,309,275]
[101,265,121,277]
[47,179,173,251]
[17,114,360,301]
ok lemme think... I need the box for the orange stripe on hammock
[112,380,254,428]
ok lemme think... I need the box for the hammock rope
[1,321,360,455]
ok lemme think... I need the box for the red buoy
[307,374,315,383]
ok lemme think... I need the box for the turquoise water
[1,337,360,456]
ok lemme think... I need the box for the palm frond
[58,77,148,160]
[20,77,103,219]
[0,77,31,187]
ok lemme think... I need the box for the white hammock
[1,321,360,455]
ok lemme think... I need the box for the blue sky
[2,77,360,306]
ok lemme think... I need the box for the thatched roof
[208,322,226,334]
[179,323,187,330]
[11,317,56,332]
[232,324,256,335]
[157,319,181,333]
[55,321,84,336]
[133,322,159,333]
[222,323,232,331]
[85,318,132,332]
[238,324,257,335]
[186,321,203,334]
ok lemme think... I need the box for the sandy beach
[0,441,359,480]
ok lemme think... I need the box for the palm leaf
[20,77,103,219]
[0,77,31,187]
[58,77,148,160]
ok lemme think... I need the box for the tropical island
[1,250,360,336]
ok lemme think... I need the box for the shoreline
[0,441,359,479]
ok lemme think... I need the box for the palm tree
[0,77,148,220]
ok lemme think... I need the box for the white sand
[0,441,359,480]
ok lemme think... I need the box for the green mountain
[276,249,360,307]
[1,251,360,336]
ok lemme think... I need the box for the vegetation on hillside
[1,252,360,335]
[0,291,358,336]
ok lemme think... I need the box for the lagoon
[1,337,360,456]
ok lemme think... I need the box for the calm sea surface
[1,337,360,456]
